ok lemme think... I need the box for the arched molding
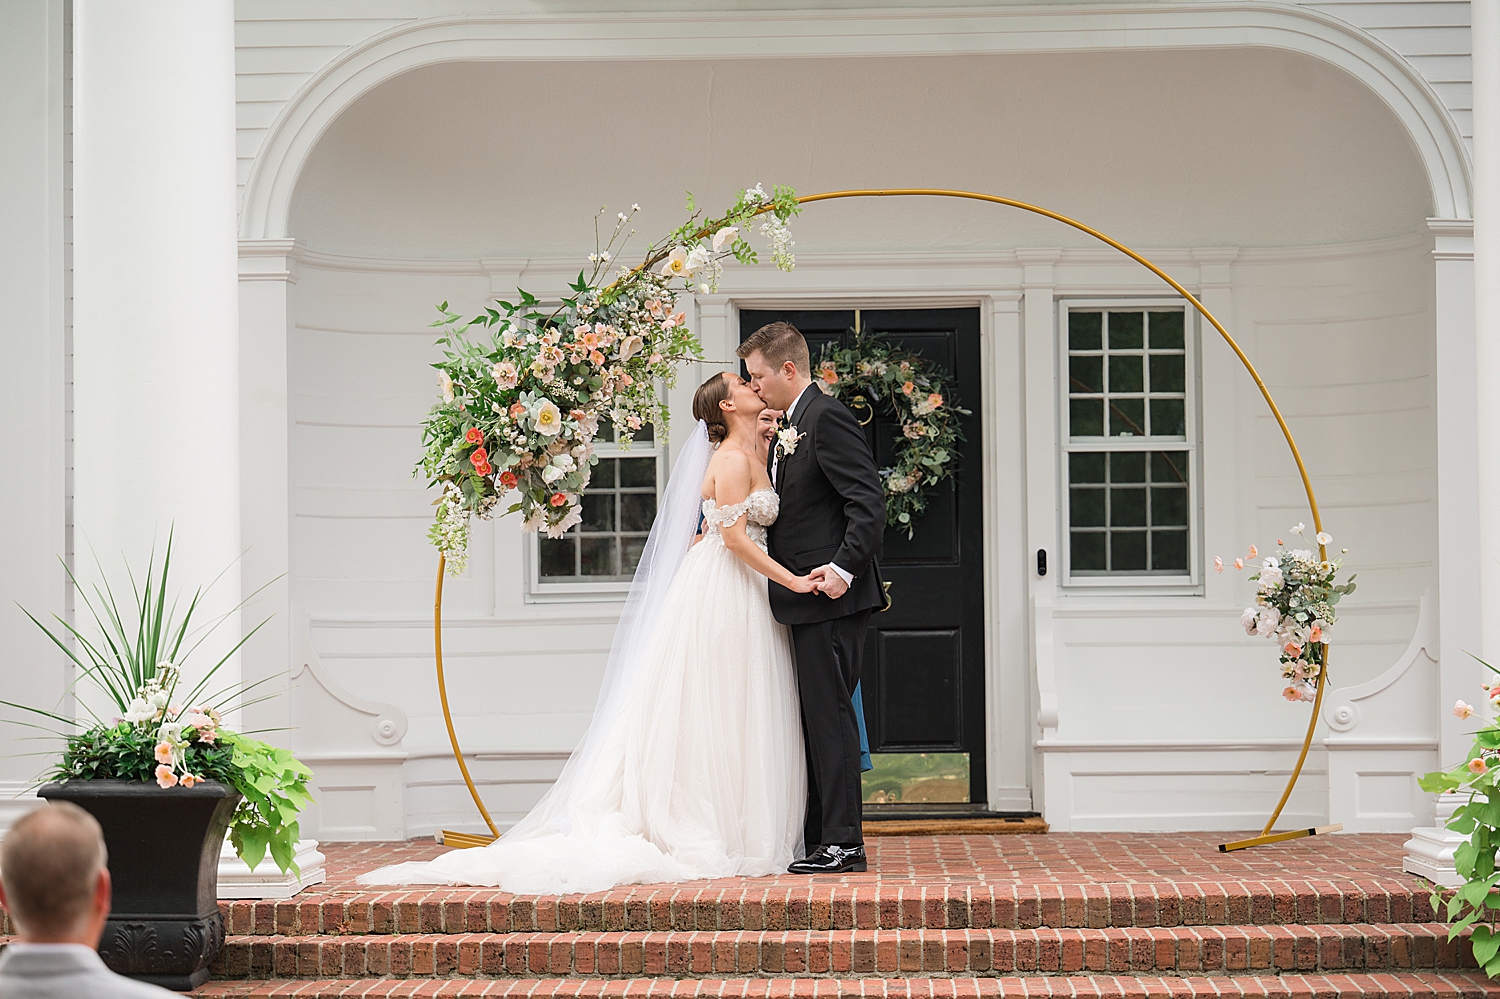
[240,2,1473,240]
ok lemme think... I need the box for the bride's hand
[787,574,820,594]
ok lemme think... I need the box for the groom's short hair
[738,322,810,377]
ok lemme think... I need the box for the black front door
[740,308,987,808]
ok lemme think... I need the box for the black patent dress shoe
[787,845,867,874]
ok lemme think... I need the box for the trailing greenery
[416,184,801,571]
[1,532,311,874]
[1419,655,1500,977]
[812,333,969,538]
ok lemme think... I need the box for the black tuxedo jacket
[767,388,886,625]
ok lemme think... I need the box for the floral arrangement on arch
[418,184,802,573]
[812,333,968,538]
[1217,523,1354,703]
[1419,657,1500,977]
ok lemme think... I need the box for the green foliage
[417,185,800,570]
[1420,654,1500,975]
[220,731,314,875]
[42,724,312,876]
[813,333,969,538]
[1,533,312,876]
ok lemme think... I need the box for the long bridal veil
[357,420,715,890]
[504,419,713,841]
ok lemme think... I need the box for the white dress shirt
[772,382,855,587]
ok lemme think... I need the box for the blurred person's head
[0,802,112,946]
[758,408,783,445]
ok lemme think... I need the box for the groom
[740,322,886,875]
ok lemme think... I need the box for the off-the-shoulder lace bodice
[701,488,779,551]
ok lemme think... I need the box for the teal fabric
[854,681,872,772]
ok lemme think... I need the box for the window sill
[1060,577,1203,597]
[524,584,631,605]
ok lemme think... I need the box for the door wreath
[813,333,968,538]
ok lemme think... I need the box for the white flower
[148,689,169,710]
[1240,607,1259,636]
[158,722,185,746]
[542,464,566,484]
[658,247,696,278]
[686,244,712,272]
[492,360,518,390]
[533,398,562,436]
[1291,522,1306,534]
[438,370,455,404]
[1316,532,1332,546]
[712,226,739,252]
[745,183,767,204]
[1259,566,1284,589]
[552,453,576,473]
[547,501,583,538]
[1256,606,1280,637]
[776,426,804,458]
[124,698,156,723]
[180,710,213,733]
[617,335,645,362]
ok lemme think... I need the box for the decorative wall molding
[0,783,42,839]
[1322,587,1439,832]
[239,4,1471,243]
[289,601,409,839]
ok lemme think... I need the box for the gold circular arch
[434,189,1335,852]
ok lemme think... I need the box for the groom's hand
[810,565,849,599]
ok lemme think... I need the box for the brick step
[209,924,1476,981]
[220,883,1434,937]
[191,972,1500,998]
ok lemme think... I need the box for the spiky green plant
[0,531,311,874]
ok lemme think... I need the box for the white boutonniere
[776,425,805,461]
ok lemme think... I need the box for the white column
[1432,221,1480,768]
[72,2,241,704]
[1476,0,1500,663]
[1016,250,1063,825]
[1191,249,1242,611]
[0,0,69,826]
[237,240,300,741]
[983,292,1031,812]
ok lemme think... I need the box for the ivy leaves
[221,732,313,875]
[817,333,968,539]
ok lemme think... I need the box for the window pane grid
[1064,306,1195,581]
[538,438,660,583]
[1068,310,1186,440]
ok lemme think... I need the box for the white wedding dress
[359,469,806,894]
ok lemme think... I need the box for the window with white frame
[1061,303,1198,585]
[532,422,662,595]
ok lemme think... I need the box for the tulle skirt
[357,536,805,893]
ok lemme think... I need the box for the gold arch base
[434,189,1341,853]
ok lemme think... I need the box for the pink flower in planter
[155,765,178,788]
[1454,700,1475,720]
[1470,757,1489,776]
[154,742,174,765]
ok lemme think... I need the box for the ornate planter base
[99,913,226,990]
[39,779,241,991]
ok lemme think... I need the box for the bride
[359,371,818,893]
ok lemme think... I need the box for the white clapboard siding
[1306,1,1472,142]
[232,2,1476,211]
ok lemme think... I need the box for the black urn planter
[39,778,241,991]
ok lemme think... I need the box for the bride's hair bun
[693,372,732,444]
